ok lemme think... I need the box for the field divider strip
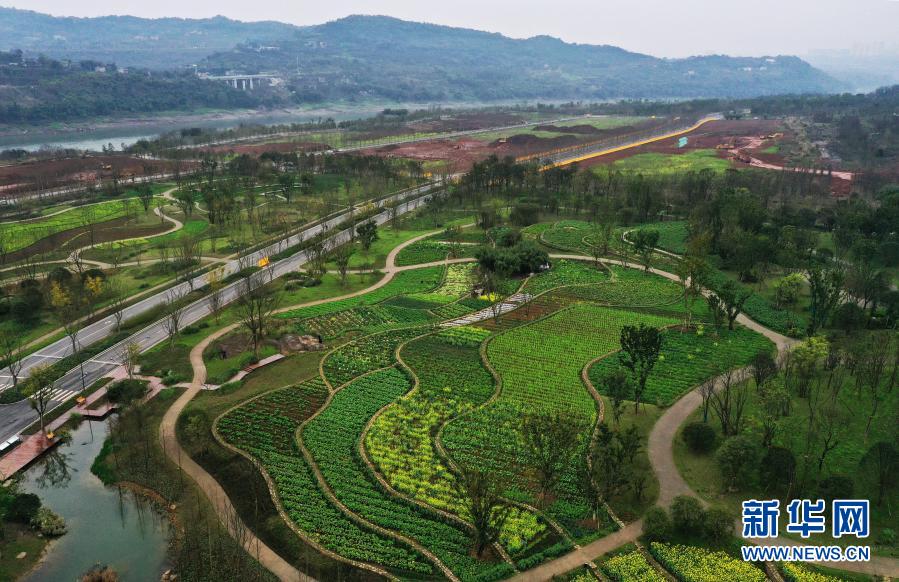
[295,362,460,582]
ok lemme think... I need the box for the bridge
[199,73,282,91]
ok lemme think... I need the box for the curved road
[0,182,442,441]
[158,229,444,581]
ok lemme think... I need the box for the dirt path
[159,325,308,582]
[154,228,446,580]
[510,256,899,580]
[150,236,899,581]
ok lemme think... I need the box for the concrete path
[159,326,310,582]
[154,228,448,581]
[508,255,899,580]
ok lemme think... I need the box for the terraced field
[214,254,777,578]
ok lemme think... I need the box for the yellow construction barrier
[544,116,721,169]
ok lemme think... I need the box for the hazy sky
[6,0,899,58]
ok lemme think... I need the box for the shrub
[7,493,41,523]
[878,528,896,547]
[703,507,734,543]
[671,495,705,536]
[716,435,761,491]
[161,371,186,386]
[0,388,25,404]
[816,474,854,503]
[107,379,148,405]
[31,507,67,536]
[682,421,717,454]
[642,506,671,541]
[831,303,865,332]
[510,202,540,227]
[759,446,796,495]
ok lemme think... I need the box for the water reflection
[21,418,170,582]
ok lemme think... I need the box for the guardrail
[519,114,723,168]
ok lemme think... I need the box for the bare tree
[236,277,280,359]
[332,245,354,286]
[122,342,141,380]
[81,205,99,247]
[106,279,127,332]
[162,290,185,348]
[0,331,25,391]
[708,367,749,436]
[136,184,154,213]
[23,365,55,436]
[206,268,225,323]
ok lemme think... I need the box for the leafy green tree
[671,495,705,536]
[355,221,379,251]
[806,267,844,335]
[601,368,631,426]
[716,435,761,491]
[704,508,734,543]
[618,324,663,413]
[631,228,660,271]
[453,468,510,557]
[643,507,672,541]
[774,273,804,308]
[714,280,751,330]
[520,412,587,504]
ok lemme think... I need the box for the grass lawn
[326,225,435,270]
[470,116,645,142]
[0,525,49,580]
[673,367,899,555]
[605,149,731,174]
[602,398,663,522]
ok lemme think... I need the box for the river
[20,418,171,581]
[0,104,398,152]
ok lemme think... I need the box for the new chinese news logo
[740,499,871,562]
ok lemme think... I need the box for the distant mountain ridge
[0,6,296,68]
[201,15,842,100]
[0,7,845,106]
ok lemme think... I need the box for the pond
[21,418,171,581]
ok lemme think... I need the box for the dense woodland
[202,16,840,102]
[0,51,266,124]
[454,155,899,331]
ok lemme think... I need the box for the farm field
[604,149,731,174]
[469,116,649,143]
[206,239,787,578]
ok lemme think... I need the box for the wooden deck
[0,433,61,478]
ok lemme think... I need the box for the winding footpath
[157,236,899,581]
[511,257,899,581]
[157,230,446,581]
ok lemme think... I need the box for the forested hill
[1,8,843,100]
[0,6,295,69]
[0,51,265,124]
[202,15,843,100]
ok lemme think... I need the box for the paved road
[0,183,441,441]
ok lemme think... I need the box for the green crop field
[603,149,731,174]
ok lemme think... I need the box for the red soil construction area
[198,141,331,156]
[0,155,189,198]
[579,119,854,197]
[365,138,498,172]
[360,118,665,171]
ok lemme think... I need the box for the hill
[0,6,295,69]
[0,9,846,121]
[0,51,266,124]
[197,15,843,100]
